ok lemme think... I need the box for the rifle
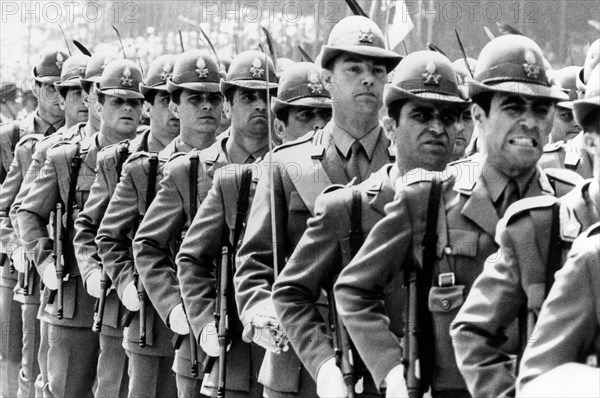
[55,202,65,319]
[402,178,441,398]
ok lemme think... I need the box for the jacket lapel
[366,165,394,216]
[367,128,394,177]
[319,127,349,185]
[460,176,499,237]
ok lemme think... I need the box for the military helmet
[220,50,278,96]
[54,53,90,96]
[467,35,567,101]
[573,65,600,128]
[551,66,581,109]
[81,52,120,93]
[452,58,477,85]
[33,49,70,83]
[167,50,221,93]
[276,58,295,76]
[140,54,176,99]
[319,16,402,73]
[96,59,144,99]
[384,51,469,107]
[576,39,600,95]
[272,62,332,115]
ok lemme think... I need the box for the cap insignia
[422,61,441,85]
[250,57,264,78]
[121,66,133,87]
[307,71,323,94]
[196,58,209,79]
[523,49,540,79]
[161,63,173,81]
[56,53,64,70]
[358,27,374,44]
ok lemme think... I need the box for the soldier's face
[60,88,88,125]
[149,91,179,140]
[228,88,272,138]
[323,54,386,118]
[389,99,460,172]
[451,107,474,161]
[550,106,580,143]
[35,82,63,117]
[582,112,600,173]
[475,93,554,176]
[98,94,142,134]
[83,88,101,128]
[276,106,332,142]
[171,90,223,135]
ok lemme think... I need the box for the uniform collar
[483,163,536,203]
[33,111,64,136]
[225,132,269,164]
[330,121,381,161]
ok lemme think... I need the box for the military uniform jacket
[73,130,154,334]
[272,164,404,384]
[177,162,264,393]
[97,137,185,357]
[539,132,593,179]
[18,133,101,327]
[516,224,600,391]
[235,121,393,393]
[334,158,565,392]
[450,179,599,398]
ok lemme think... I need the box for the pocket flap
[428,285,465,313]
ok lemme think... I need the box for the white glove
[384,364,408,398]
[242,299,289,353]
[10,246,25,273]
[121,281,140,312]
[168,303,190,335]
[200,321,220,357]
[316,357,347,398]
[42,261,58,291]
[85,269,103,299]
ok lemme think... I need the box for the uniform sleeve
[334,189,413,389]
[517,238,600,392]
[450,223,527,398]
[0,148,25,253]
[272,192,343,379]
[97,161,142,297]
[73,159,110,284]
[133,162,185,324]
[234,156,287,325]
[18,152,62,274]
[176,173,224,340]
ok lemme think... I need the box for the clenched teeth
[509,137,537,147]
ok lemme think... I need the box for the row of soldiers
[0,13,599,398]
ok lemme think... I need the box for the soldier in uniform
[333,34,575,398]
[0,52,89,398]
[235,15,400,398]
[451,58,476,161]
[0,48,67,398]
[133,49,276,397]
[176,61,331,397]
[94,54,183,398]
[17,59,145,398]
[548,66,581,144]
[0,82,20,124]
[73,54,179,398]
[539,39,599,179]
[272,51,469,397]
[451,64,600,398]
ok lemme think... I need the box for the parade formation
[1,1,599,397]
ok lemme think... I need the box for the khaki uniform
[517,223,600,391]
[272,164,402,396]
[539,132,594,179]
[334,158,577,396]
[450,179,599,397]
[177,163,265,397]
[235,122,393,397]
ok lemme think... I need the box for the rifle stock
[216,243,231,398]
[92,266,110,333]
[55,202,64,319]
[403,268,423,398]
[137,271,147,347]
[328,287,356,398]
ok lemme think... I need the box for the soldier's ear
[583,131,600,157]
[95,100,103,116]
[471,103,485,125]
[274,118,286,142]
[168,101,180,118]
[382,115,396,134]
[58,95,66,111]
[223,101,232,119]
[143,102,151,119]
[321,69,333,86]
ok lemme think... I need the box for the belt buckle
[438,272,455,287]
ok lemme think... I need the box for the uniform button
[442,299,450,310]
[444,246,452,255]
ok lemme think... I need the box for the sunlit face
[59,88,88,125]
[149,91,179,141]
[228,88,272,139]
[475,93,554,176]
[389,99,461,172]
[97,94,143,135]
[171,89,223,136]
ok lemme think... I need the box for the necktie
[46,126,56,136]
[497,179,520,218]
[347,141,368,184]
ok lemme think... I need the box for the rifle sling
[189,153,199,220]
[64,142,82,275]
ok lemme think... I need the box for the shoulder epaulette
[321,183,347,195]
[273,130,316,153]
[504,195,557,225]
[544,167,584,188]
[201,143,219,165]
[582,222,600,237]
[543,140,564,153]
[16,133,41,147]
[125,150,151,164]
[166,151,187,163]
[48,139,76,151]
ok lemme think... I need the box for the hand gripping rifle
[328,188,363,398]
[402,177,441,398]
